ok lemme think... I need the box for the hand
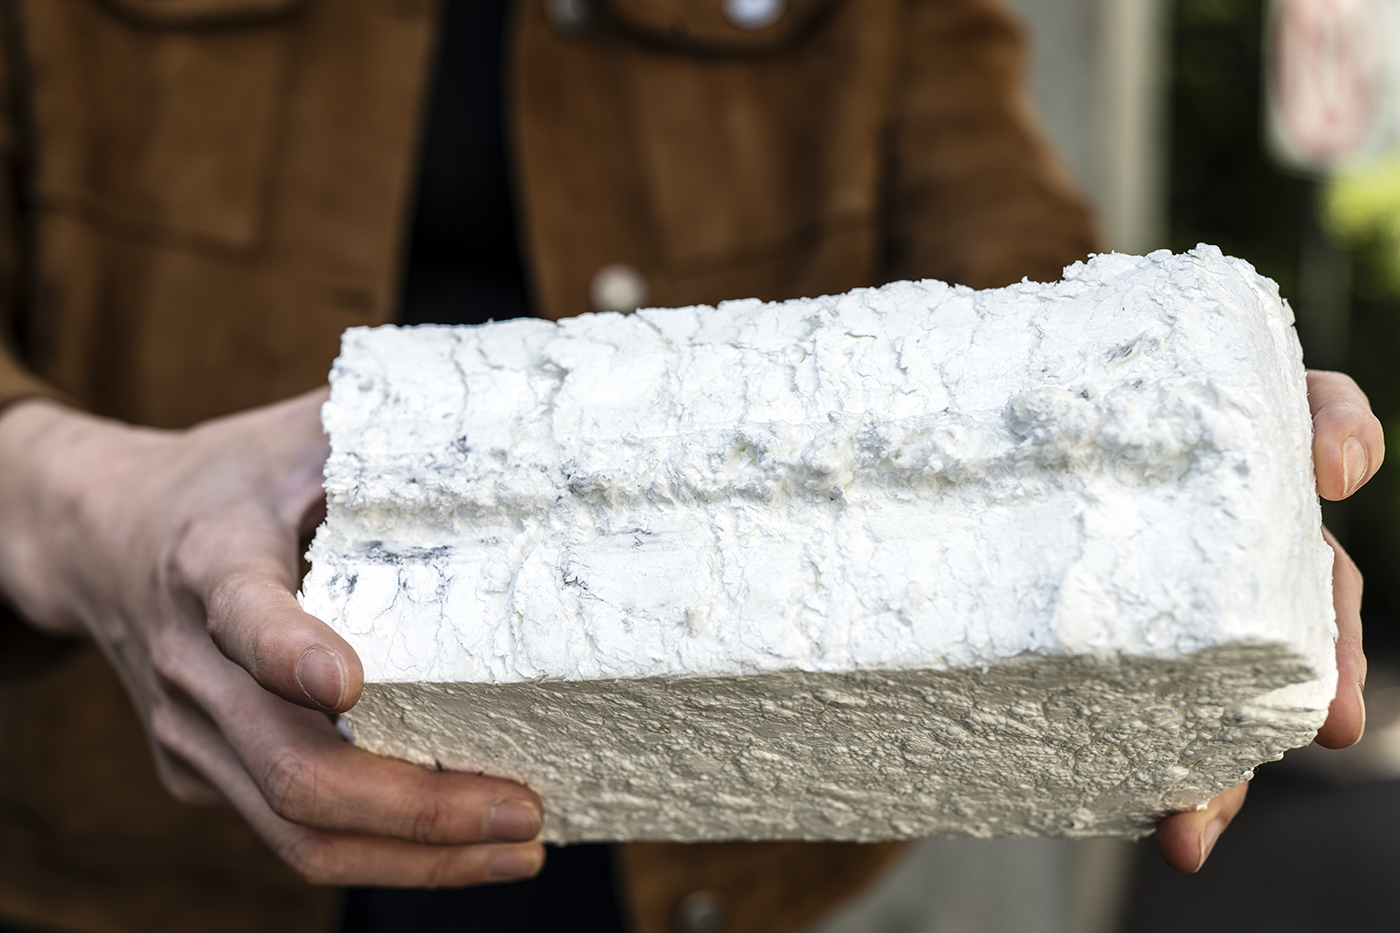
[1155,369,1382,872]
[0,389,545,886]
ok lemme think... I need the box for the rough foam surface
[302,246,1336,842]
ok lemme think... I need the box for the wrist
[0,400,120,636]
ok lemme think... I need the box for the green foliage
[1325,156,1400,292]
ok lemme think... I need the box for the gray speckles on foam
[301,246,1336,841]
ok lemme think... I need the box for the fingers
[1155,781,1249,872]
[1316,527,1367,749]
[148,672,544,886]
[1308,370,1384,500]
[257,738,545,847]
[150,745,226,808]
[1306,374,1374,742]
[157,634,542,845]
[268,826,545,888]
[244,707,545,846]
[256,741,546,846]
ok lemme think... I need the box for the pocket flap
[93,0,305,28]
[602,0,839,53]
[33,0,300,248]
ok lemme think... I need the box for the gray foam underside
[347,641,1327,842]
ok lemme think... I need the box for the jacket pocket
[24,0,303,251]
[599,0,896,269]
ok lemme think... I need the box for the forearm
[0,398,162,637]
[0,398,78,634]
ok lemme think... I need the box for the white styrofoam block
[301,246,1336,842]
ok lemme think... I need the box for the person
[0,0,1381,931]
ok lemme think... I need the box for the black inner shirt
[398,0,532,327]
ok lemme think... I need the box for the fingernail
[1355,680,1367,744]
[295,647,345,710]
[486,847,543,881]
[1196,819,1226,872]
[487,799,542,842]
[1342,436,1367,495]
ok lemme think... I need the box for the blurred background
[801,1,1400,930]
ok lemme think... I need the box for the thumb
[1307,370,1384,500]
[206,565,365,713]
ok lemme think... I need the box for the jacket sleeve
[0,9,64,417]
[884,0,1102,289]
[0,344,64,414]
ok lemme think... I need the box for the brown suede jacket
[0,1,1098,931]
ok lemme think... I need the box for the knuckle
[167,517,217,597]
[1317,369,1361,395]
[1337,551,1364,592]
[260,751,320,823]
[204,571,274,676]
[422,850,476,889]
[203,570,249,639]
[150,745,224,807]
[147,705,226,807]
[279,833,342,886]
[165,781,206,805]
[147,630,189,682]
[153,756,202,803]
[164,772,219,806]
[410,791,461,844]
[148,696,190,752]
[161,774,203,803]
